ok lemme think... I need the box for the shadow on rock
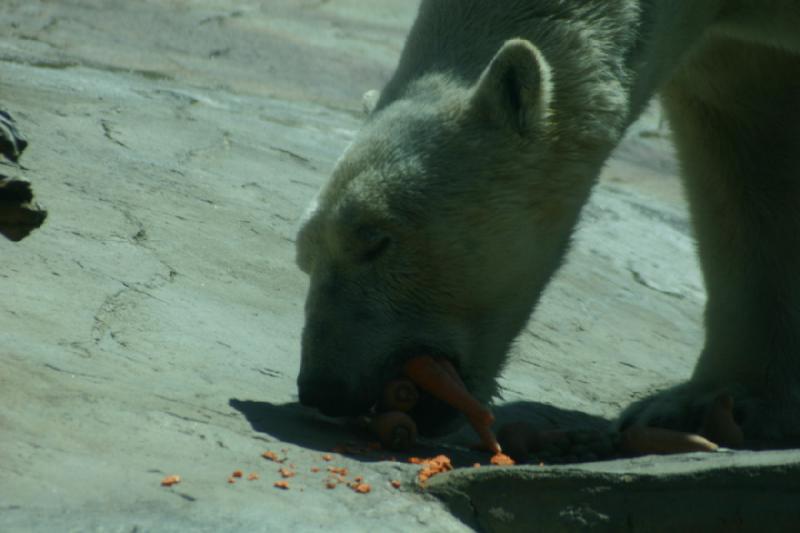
[230,399,356,453]
[230,398,474,463]
[491,400,613,432]
[231,397,614,466]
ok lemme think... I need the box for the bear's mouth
[379,347,467,437]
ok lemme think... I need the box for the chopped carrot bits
[412,454,453,485]
[327,466,348,476]
[160,474,181,487]
[353,483,371,494]
[490,453,515,466]
[262,451,281,462]
[403,356,500,454]
[273,481,290,490]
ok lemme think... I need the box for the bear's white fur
[296,0,800,446]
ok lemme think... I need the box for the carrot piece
[232,470,243,478]
[322,454,333,461]
[353,483,371,494]
[390,479,401,489]
[403,355,500,453]
[620,426,719,455]
[273,481,290,490]
[160,474,181,487]
[437,358,467,388]
[414,454,453,485]
[262,450,281,462]
[381,379,420,412]
[369,411,418,451]
[247,472,259,481]
[489,452,515,466]
[279,468,296,478]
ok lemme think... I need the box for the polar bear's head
[295,40,594,434]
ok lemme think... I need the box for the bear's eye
[362,235,391,262]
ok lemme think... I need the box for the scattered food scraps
[227,476,236,484]
[390,480,401,489]
[273,481,290,490]
[352,483,371,494]
[310,466,320,473]
[620,426,718,455]
[279,468,296,478]
[262,450,282,462]
[327,466,348,476]
[322,454,333,461]
[232,470,243,478]
[160,475,181,487]
[490,453,515,466]
[325,480,338,489]
[247,472,259,481]
[410,454,453,485]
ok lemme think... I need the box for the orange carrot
[403,355,500,453]
[489,452,515,466]
[352,483,371,494]
[369,411,418,451]
[620,426,719,455]
[261,450,281,462]
[414,454,453,485]
[160,474,181,487]
[381,379,420,412]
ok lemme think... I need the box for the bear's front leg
[618,37,800,450]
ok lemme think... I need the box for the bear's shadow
[229,398,612,466]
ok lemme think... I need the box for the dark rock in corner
[0,175,47,241]
[0,110,46,241]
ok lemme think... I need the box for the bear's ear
[471,39,552,134]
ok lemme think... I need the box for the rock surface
[1,1,797,532]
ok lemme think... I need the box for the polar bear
[295,0,800,448]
